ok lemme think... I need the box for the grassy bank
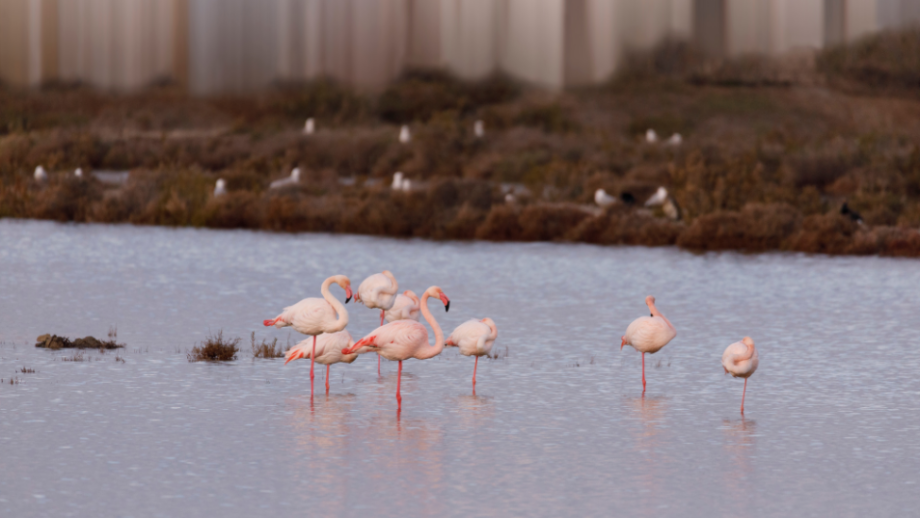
[4,32,920,256]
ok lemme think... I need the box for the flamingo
[621,296,677,394]
[355,270,400,375]
[722,337,759,414]
[263,275,352,394]
[446,318,498,391]
[342,286,451,407]
[385,290,420,323]
[285,330,358,394]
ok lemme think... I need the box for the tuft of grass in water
[18,367,35,373]
[188,331,240,362]
[250,332,284,359]
[62,351,85,362]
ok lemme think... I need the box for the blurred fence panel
[2,0,920,93]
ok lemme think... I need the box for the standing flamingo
[263,275,352,395]
[342,286,450,408]
[446,318,498,392]
[384,290,420,323]
[621,296,677,394]
[285,330,358,394]
[355,270,399,374]
[722,337,759,414]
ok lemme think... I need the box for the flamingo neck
[649,302,675,331]
[382,271,399,297]
[415,291,444,360]
[321,277,348,331]
[735,342,756,364]
[486,320,498,341]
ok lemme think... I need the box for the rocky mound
[35,334,124,350]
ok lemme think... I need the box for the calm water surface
[1,220,918,517]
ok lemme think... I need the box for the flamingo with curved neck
[446,318,498,393]
[722,336,759,413]
[385,290,421,323]
[263,275,352,395]
[342,286,450,407]
[621,295,677,394]
[355,270,400,375]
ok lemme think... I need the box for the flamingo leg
[310,336,316,396]
[378,310,384,376]
[473,356,478,389]
[396,360,403,407]
[741,378,747,414]
[325,364,330,394]
[641,352,646,394]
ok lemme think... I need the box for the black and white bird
[841,202,863,225]
[645,187,682,221]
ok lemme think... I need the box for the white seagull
[214,179,227,197]
[34,166,48,182]
[270,168,301,189]
[399,125,411,144]
[304,118,315,135]
[595,188,618,208]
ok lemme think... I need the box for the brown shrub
[188,331,240,362]
[518,204,591,241]
[786,213,859,254]
[476,205,522,241]
[677,203,802,251]
[251,332,284,359]
[568,210,682,247]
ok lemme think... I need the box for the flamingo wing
[351,320,427,360]
[448,320,491,356]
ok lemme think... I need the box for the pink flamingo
[385,290,420,323]
[446,318,498,392]
[285,330,358,394]
[342,286,450,408]
[722,337,759,414]
[621,296,676,394]
[355,270,399,374]
[263,275,352,394]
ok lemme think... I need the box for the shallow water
[1,219,918,517]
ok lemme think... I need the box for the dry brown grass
[251,332,284,359]
[188,331,240,362]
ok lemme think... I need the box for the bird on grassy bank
[34,166,47,182]
[214,179,226,197]
[722,337,758,414]
[270,168,301,189]
[304,118,315,135]
[645,187,682,221]
[841,202,864,225]
[621,296,676,394]
[385,290,420,323]
[446,318,498,393]
[645,129,658,143]
[74,168,83,178]
[474,120,485,138]
[399,125,411,144]
[667,133,682,146]
[356,270,400,375]
[595,188,618,208]
[263,275,352,395]
[342,286,451,408]
[286,330,358,394]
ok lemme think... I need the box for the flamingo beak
[439,293,450,312]
[345,287,353,303]
[620,336,627,350]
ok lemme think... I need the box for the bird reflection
[626,396,669,513]
[721,417,757,512]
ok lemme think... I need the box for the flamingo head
[620,336,627,350]
[481,318,497,337]
[426,286,450,312]
[742,336,755,348]
[333,275,353,303]
[404,290,419,304]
